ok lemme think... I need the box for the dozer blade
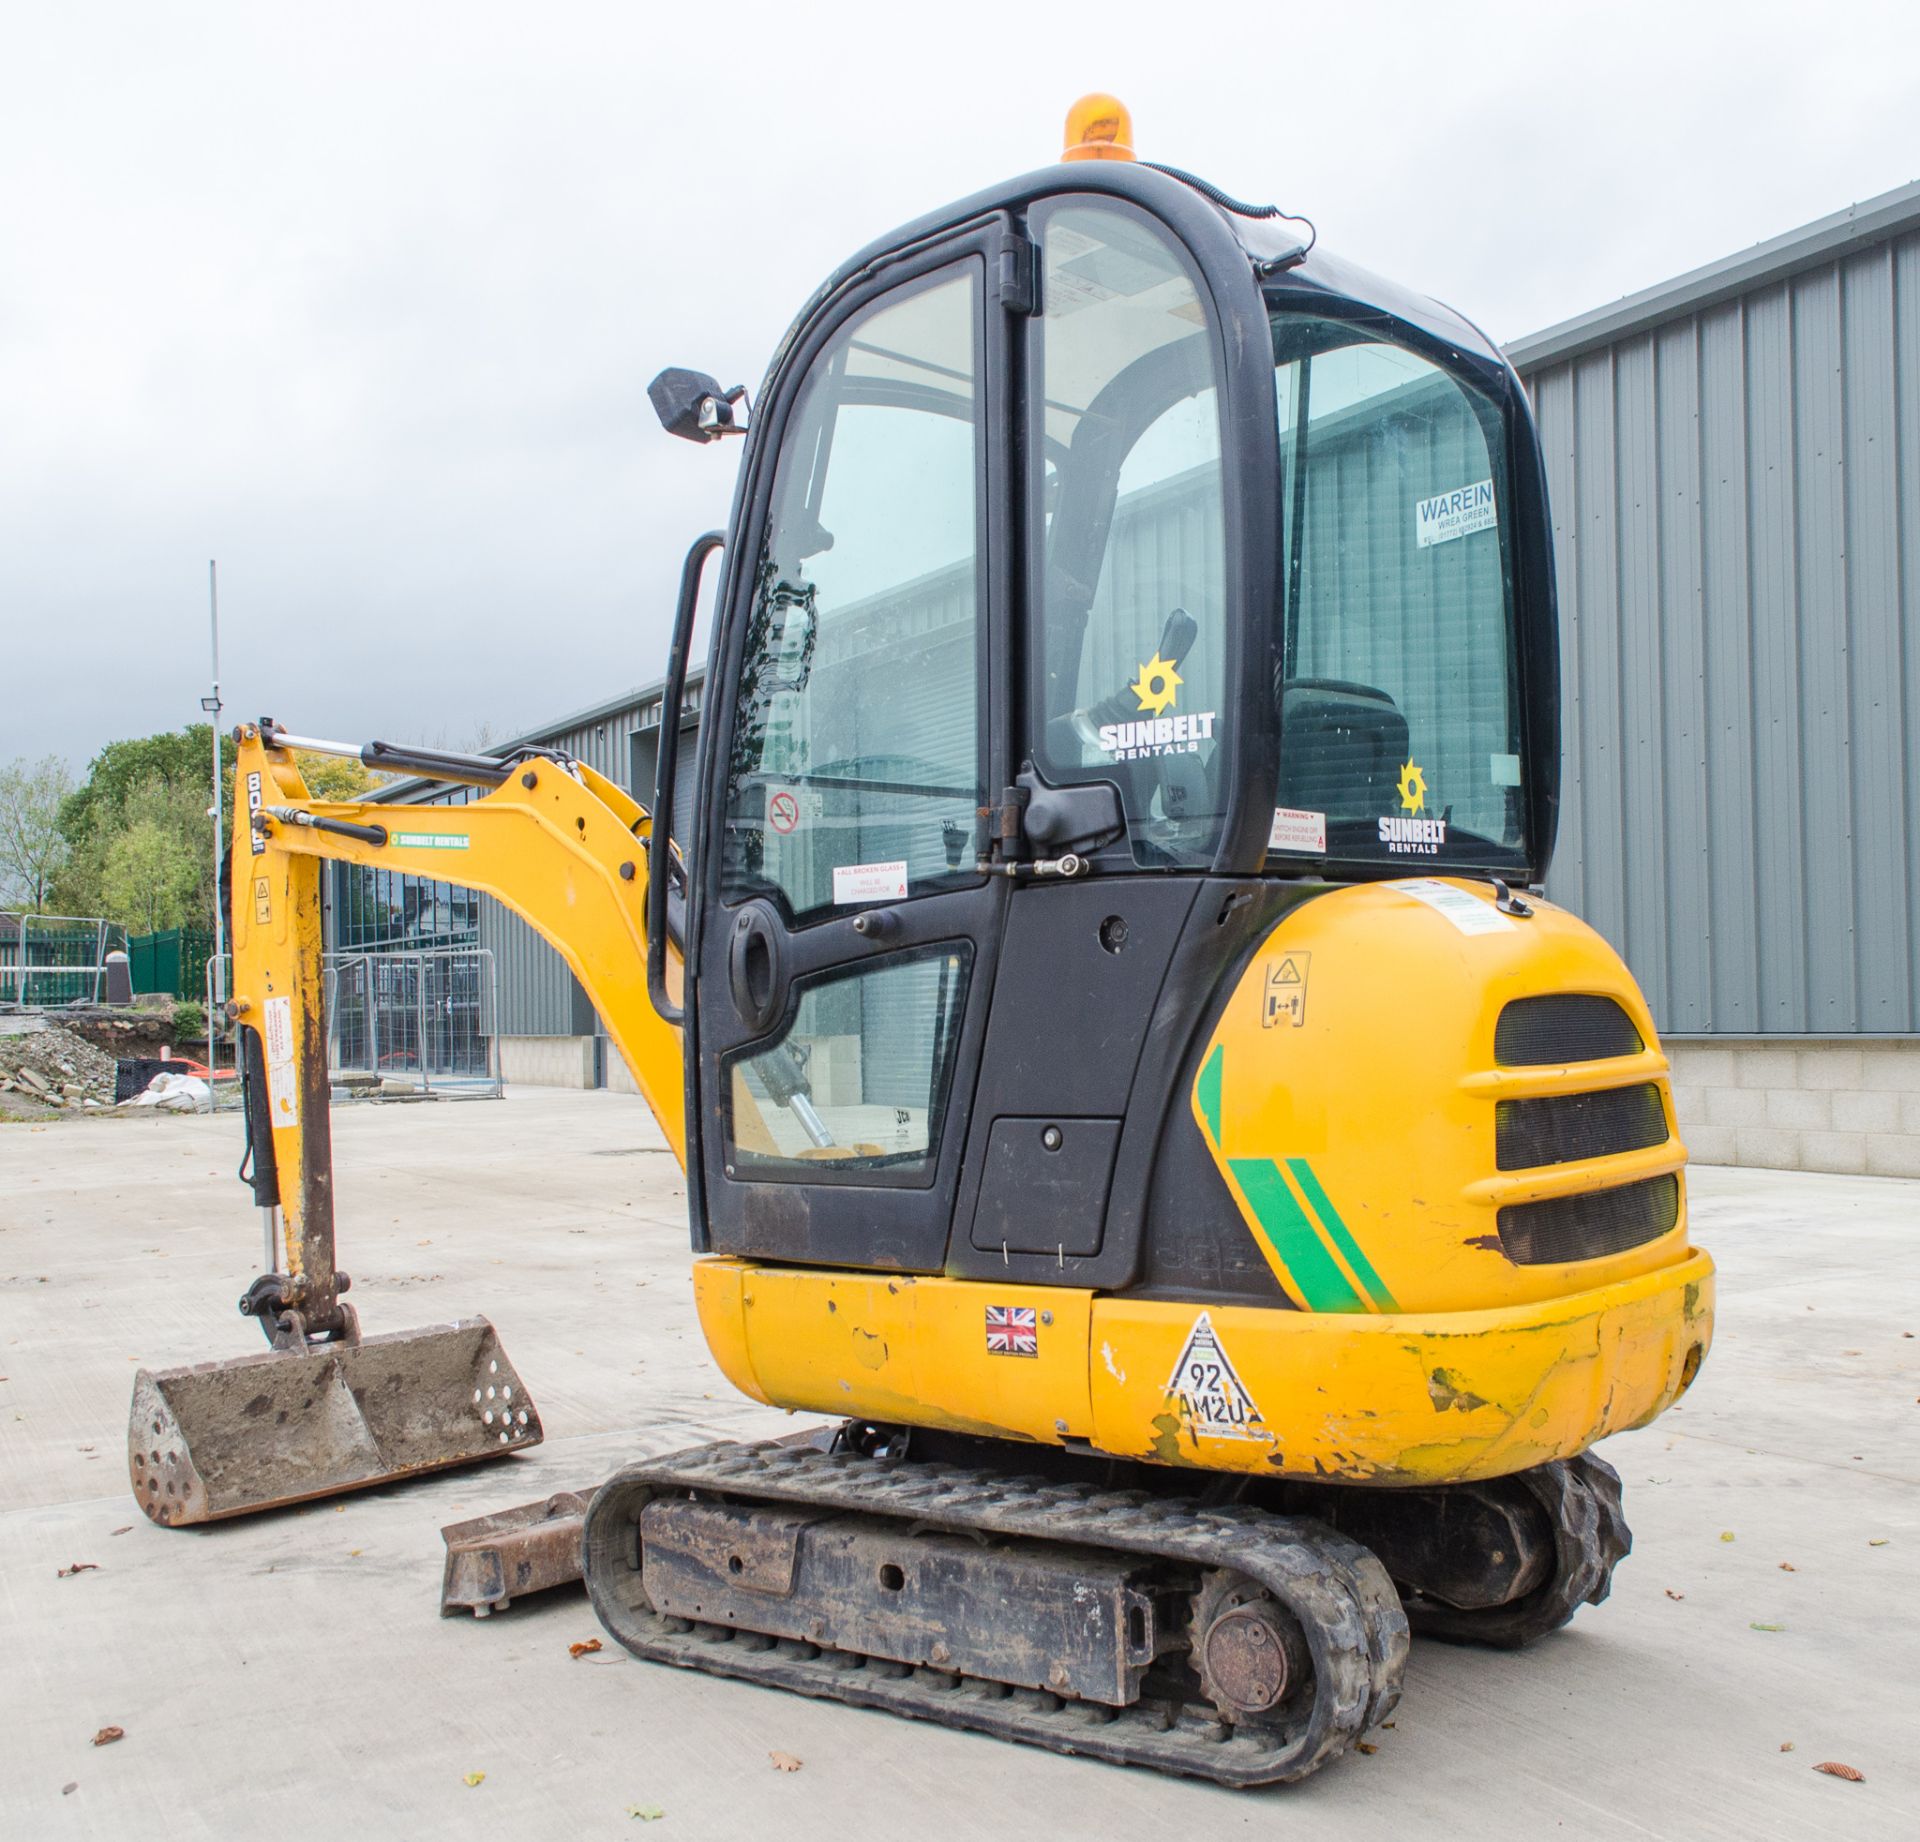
[128,1316,542,1526]
[440,1487,593,1616]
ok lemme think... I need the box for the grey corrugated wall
[1517,222,1920,1037]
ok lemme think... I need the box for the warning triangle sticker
[1274,956,1303,984]
[1164,1312,1268,1442]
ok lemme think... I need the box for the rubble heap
[0,1023,120,1111]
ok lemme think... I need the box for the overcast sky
[4,0,1916,774]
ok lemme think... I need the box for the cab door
[690,226,1011,1271]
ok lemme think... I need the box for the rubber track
[1406,1452,1632,1649]
[582,1439,1408,1786]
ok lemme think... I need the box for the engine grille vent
[1495,1083,1668,1171]
[1496,1173,1681,1265]
[1495,995,1643,1066]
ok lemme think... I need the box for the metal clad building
[1511,180,1920,1032]
[1509,180,1920,1173]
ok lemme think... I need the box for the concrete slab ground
[2,1089,1914,1840]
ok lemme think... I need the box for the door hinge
[993,227,1037,315]
[975,782,1093,881]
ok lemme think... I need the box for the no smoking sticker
[768,791,800,835]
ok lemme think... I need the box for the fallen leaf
[1719,1531,1736,1543]
[1780,1742,1794,1752]
[1664,1589,1685,1601]
[1812,1762,1863,1782]
[333,1505,347,1514]
[58,1562,100,1578]
[109,1527,131,1537]
[62,1782,77,1795]
[1750,1622,1785,1632]
[1868,1538,1890,1547]
[1354,1741,1378,1756]
[769,1751,803,1772]
[91,1728,123,1747]
[348,1549,362,1558]
[463,1772,485,1787]
[569,1639,603,1659]
[1778,1562,1796,1572]
[627,1805,666,1821]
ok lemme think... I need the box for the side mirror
[648,367,750,444]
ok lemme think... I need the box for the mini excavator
[130,98,1713,1784]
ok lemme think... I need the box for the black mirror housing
[649,367,749,444]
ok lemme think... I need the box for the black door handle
[728,903,785,1034]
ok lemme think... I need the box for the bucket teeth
[128,1316,541,1526]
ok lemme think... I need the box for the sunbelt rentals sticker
[1097,652,1218,761]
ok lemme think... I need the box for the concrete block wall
[499,1034,596,1089]
[1667,1039,1920,1177]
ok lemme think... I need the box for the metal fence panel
[325,947,500,1096]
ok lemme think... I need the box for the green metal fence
[0,913,129,1006]
[127,928,218,1000]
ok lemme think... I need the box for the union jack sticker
[984,1304,1038,1357]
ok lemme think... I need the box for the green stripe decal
[1228,1158,1364,1313]
[1287,1158,1397,1312]
[1196,1043,1224,1143]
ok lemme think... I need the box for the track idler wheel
[1188,1569,1316,1730]
[1407,1452,1632,1650]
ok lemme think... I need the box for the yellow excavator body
[130,102,1721,1783]
[691,878,1711,1484]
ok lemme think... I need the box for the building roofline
[370,665,705,803]
[1505,175,1920,374]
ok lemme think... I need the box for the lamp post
[200,561,223,1072]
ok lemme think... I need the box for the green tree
[53,726,233,931]
[58,725,232,844]
[0,755,75,911]
[100,813,198,932]
[294,751,386,801]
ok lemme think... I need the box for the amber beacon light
[1062,92,1135,162]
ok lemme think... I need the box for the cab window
[721,269,985,919]
[1028,201,1228,867]
[1270,314,1526,871]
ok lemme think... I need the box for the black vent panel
[1496,1083,1668,1171]
[1497,1174,1681,1265]
[1495,995,1643,1066]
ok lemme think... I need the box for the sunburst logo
[1130,653,1183,716]
[1396,759,1428,816]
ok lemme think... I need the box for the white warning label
[1390,877,1515,937]
[832,859,908,904]
[262,993,299,1127]
[1165,1312,1269,1442]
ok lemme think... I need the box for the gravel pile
[0,1024,119,1110]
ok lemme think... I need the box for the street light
[206,563,224,1077]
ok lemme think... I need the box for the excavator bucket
[128,1317,541,1527]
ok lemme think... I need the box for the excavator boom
[130,723,687,1524]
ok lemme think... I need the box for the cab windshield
[1269,310,1528,873]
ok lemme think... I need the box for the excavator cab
[665,155,1559,1290]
